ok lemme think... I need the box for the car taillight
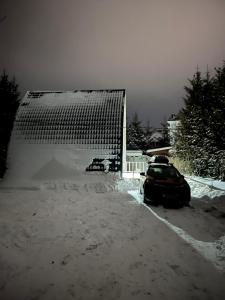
[146,175,154,183]
[179,177,185,184]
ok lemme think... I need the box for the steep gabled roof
[14,90,125,154]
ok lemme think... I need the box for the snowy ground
[0,167,225,299]
[117,176,225,272]
[186,175,225,191]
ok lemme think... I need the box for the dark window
[147,165,180,179]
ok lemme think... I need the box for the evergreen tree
[127,112,146,150]
[143,120,153,149]
[210,62,225,179]
[0,70,20,177]
[176,69,212,176]
[176,69,203,161]
[211,62,225,148]
[176,62,225,179]
[160,119,170,147]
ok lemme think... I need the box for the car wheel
[143,185,149,203]
[143,193,159,206]
[143,195,148,204]
[150,200,159,206]
[183,195,191,207]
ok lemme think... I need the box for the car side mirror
[140,172,145,176]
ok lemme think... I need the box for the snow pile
[115,178,139,192]
[32,157,81,180]
[186,178,225,199]
[187,176,225,190]
[5,142,107,184]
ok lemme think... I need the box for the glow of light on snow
[186,176,225,194]
[186,178,225,199]
[128,190,225,272]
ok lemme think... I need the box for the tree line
[127,112,169,150]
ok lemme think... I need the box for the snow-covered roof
[126,150,143,156]
[150,131,163,142]
[14,90,125,153]
[146,146,172,153]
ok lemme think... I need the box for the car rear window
[147,165,180,179]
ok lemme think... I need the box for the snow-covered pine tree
[143,120,153,149]
[160,119,170,147]
[199,68,219,177]
[210,62,225,179]
[176,62,225,180]
[127,112,146,150]
[176,69,210,176]
[176,71,203,167]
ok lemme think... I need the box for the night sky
[1,0,225,126]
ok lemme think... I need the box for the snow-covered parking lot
[0,173,225,300]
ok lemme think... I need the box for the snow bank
[4,142,104,185]
[115,178,139,192]
[186,175,225,191]
[32,157,81,180]
[186,178,225,199]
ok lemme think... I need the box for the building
[149,131,164,148]
[7,90,126,182]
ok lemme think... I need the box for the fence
[123,161,148,178]
[126,161,147,172]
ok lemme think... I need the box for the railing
[123,161,147,178]
[126,161,147,172]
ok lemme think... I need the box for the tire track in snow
[128,190,225,273]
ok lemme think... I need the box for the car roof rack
[149,155,169,164]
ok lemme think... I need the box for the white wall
[122,94,127,176]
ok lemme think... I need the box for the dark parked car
[140,158,191,207]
